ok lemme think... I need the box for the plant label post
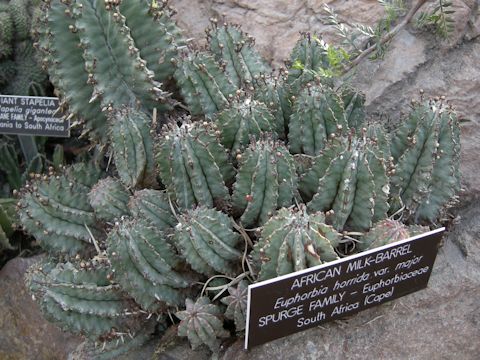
[245,228,444,349]
[0,95,69,137]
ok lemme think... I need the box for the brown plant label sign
[245,228,444,349]
[0,95,69,137]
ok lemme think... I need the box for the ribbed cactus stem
[206,22,269,88]
[252,206,341,281]
[301,133,390,231]
[358,219,429,251]
[288,83,347,156]
[157,120,234,210]
[107,219,191,311]
[174,206,242,276]
[390,98,460,222]
[215,96,276,154]
[109,107,156,189]
[88,177,130,222]
[232,136,298,227]
[176,296,229,352]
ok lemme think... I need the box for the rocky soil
[0,0,479,359]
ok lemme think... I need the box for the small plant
[416,0,456,37]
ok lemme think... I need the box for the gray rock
[173,0,386,66]
[0,255,82,360]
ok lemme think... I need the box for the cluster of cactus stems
[35,0,181,142]
[15,4,461,357]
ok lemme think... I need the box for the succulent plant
[232,136,298,227]
[221,279,249,332]
[109,107,156,189]
[173,206,242,276]
[300,132,391,231]
[206,22,269,88]
[69,319,156,360]
[287,32,331,93]
[0,139,22,190]
[157,120,234,210]
[174,51,237,117]
[26,258,148,339]
[88,177,130,222]
[18,163,103,254]
[107,218,191,311]
[215,96,276,154]
[252,206,341,281]
[36,0,179,142]
[357,219,429,251]
[253,73,291,139]
[119,0,183,84]
[176,296,229,352]
[390,98,461,222]
[15,14,461,357]
[339,85,366,131]
[288,82,347,156]
[128,189,177,231]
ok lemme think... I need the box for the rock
[222,196,480,360]
[0,255,82,360]
[173,0,386,66]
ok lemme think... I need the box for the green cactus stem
[300,133,390,231]
[107,219,191,311]
[157,120,234,210]
[120,0,183,83]
[88,177,130,222]
[358,219,429,251]
[287,32,331,92]
[173,206,242,276]
[109,107,156,189]
[390,98,461,222]
[215,96,276,154]
[73,0,170,111]
[220,279,248,332]
[288,83,347,156]
[232,136,298,228]
[252,206,341,281]
[206,22,269,88]
[253,73,292,139]
[37,0,108,141]
[339,85,366,131]
[0,198,17,251]
[176,296,229,352]
[0,9,13,59]
[128,189,177,231]
[9,0,31,41]
[174,51,237,117]
[26,258,146,339]
[0,139,21,190]
[18,163,103,254]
